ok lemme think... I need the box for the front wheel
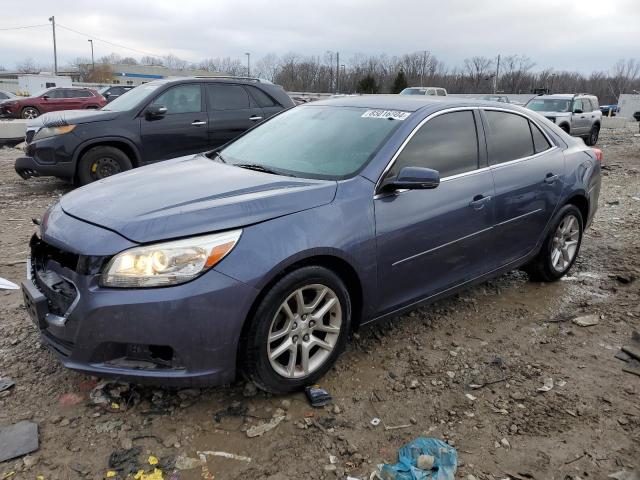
[524,204,583,282]
[21,107,40,119]
[242,266,351,394]
[77,146,132,185]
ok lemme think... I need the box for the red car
[0,87,106,119]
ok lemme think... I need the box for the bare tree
[163,54,188,71]
[610,58,640,98]
[140,56,164,66]
[16,58,39,73]
[464,56,494,92]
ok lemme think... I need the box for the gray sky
[1,0,638,73]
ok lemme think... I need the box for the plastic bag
[379,437,457,480]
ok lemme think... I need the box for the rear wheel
[524,204,583,282]
[242,266,351,394]
[21,107,39,119]
[77,146,132,185]
[585,124,600,146]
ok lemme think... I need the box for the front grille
[30,235,80,272]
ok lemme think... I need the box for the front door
[374,110,495,315]
[482,109,564,266]
[140,83,210,162]
[570,98,589,135]
[204,83,264,148]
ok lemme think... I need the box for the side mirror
[146,105,168,117]
[42,95,49,100]
[382,166,440,191]
[573,108,583,114]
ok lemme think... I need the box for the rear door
[205,83,264,148]
[483,109,564,266]
[571,98,589,135]
[140,83,210,162]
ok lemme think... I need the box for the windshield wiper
[234,163,282,175]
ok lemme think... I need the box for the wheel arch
[564,193,589,225]
[236,253,365,372]
[73,137,142,174]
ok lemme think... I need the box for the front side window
[572,99,584,113]
[484,111,535,164]
[220,105,403,179]
[45,89,63,99]
[391,110,479,178]
[152,84,202,114]
[206,84,250,110]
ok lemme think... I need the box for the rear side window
[530,121,552,153]
[247,86,278,107]
[581,99,592,113]
[152,84,202,114]
[206,84,250,110]
[484,111,535,164]
[436,89,446,97]
[75,90,93,98]
[392,110,479,178]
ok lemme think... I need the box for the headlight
[32,125,76,142]
[101,230,242,288]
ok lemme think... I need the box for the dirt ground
[0,127,639,480]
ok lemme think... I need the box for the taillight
[592,148,603,164]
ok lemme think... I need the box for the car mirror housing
[573,108,583,114]
[382,166,440,191]
[146,105,168,117]
[42,95,50,100]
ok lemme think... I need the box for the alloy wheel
[551,214,580,272]
[267,284,342,379]
[22,108,38,119]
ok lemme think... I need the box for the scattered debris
[243,381,258,397]
[305,384,332,407]
[0,278,19,290]
[572,314,600,327]
[378,437,457,480]
[198,450,252,463]
[370,418,381,427]
[608,471,640,480]
[615,331,640,377]
[416,454,435,470]
[246,409,286,438]
[0,421,39,463]
[108,447,143,475]
[465,394,477,401]
[537,378,554,393]
[90,381,139,412]
[174,456,202,470]
[213,401,248,422]
[0,378,15,393]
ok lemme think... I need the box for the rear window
[247,86,278,108]
[206,84,250,110]
[484,111,535,164]
[527,98,571,113]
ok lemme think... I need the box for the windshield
[220,106,405,179]
[526,99,571,112]
[400,88,425,95]
[102,83,159,112]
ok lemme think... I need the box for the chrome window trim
[374,105,559,195]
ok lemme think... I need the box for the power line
[0,24,49,31]
[56,23,165,59]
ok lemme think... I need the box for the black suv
[99,85,135,103]
[15,77,294,185]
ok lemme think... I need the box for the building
[106,64,222,86]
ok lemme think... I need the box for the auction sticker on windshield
[361,110,410,120]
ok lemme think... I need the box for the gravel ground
[0,127,639,480]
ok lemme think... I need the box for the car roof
[308,95,516,112]
[146,76,270,87]
[534,94,596,100]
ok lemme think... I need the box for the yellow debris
[106,471,117,478]
[111,402,120,410]
[134,470,144,479]
[148,455,159,466]
[2,473,16,480]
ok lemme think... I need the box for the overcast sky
[1,0,638,73]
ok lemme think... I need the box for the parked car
[99,85,135,103]
[0,87,106,119]
[0,90,16,102]
[599,104,619,116]
[400,87,447,96]
[15,77,294,184]
[525,93,602,145]
[20,96,601,393]
[481,95,510,103]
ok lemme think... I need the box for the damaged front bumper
[21,208,257,387]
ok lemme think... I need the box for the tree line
[8,51,640,104]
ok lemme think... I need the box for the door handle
[191,120,207,126]
[544,173,559,184]
[249,116,263,121]
[469,195,491,210]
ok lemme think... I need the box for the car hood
[28,109,119,129]
[534,111,570,117]
[60,155,338,243]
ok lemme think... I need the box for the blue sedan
[21,96,601,393]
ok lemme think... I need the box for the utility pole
[88,39,95,70]
[49,16,58,75]
[421,50,426,87]
[245,52,250,77]
[493,54,500,94]
[335,52,340,94]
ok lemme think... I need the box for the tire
[585,124,600,146]
[21,107,40,119]
[524,204,583,282]
[77,146,132,185]
[242,266,352,394]
[559,124,570,134]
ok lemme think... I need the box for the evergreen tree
[391,69,408,93]
[356,74,379,94]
